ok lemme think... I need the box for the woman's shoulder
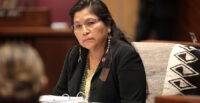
[111,40,141,67]
[113,40,136,54]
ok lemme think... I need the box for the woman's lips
[83,38,94,43]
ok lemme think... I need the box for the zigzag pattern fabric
[163,44,200,95]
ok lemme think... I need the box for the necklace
[80,62,88,95]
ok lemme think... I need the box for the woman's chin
[82,45,95,51]
[81,44,92,50]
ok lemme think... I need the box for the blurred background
[0,0,199,94]
[0,0,199,41]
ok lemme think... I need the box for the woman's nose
[82,25,90,36]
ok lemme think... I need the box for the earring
[105,35,111,54]
[78,47,82,63]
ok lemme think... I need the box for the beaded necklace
[80,62,88,95]
[80,61,96,99]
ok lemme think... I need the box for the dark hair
[70,0,131,67]
[70,0,130,44]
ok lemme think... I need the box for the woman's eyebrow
[85,18,98,22]
[74,17,97,24]
[73,21,81,24]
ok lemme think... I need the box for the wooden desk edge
[141,40,200,47]
[155,95,200,103]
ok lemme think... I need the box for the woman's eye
[75,24,82,29]
[87,21,95,26]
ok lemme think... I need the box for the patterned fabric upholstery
[163,44,200,95]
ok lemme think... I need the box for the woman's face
[73,7,111,51]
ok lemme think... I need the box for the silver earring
[105,35,111,54]
[78,47,82,63]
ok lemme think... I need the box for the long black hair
[70,1,148,98]
[70,0,131,67]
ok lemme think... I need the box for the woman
[53,0,147,102]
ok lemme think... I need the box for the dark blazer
[53,40,147,103]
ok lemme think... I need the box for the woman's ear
[107,22,111,33]
[107,24,111,33]
[108,27,111,33]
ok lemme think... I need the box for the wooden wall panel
[102,0,139,41]
[173,0,200,42]
[35,0,78,23]
[0,8,50,27]
[35,38,76,94]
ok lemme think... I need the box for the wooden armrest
[141,40,200,47]
[155,95,200,103]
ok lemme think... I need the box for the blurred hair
[0,42,44,102]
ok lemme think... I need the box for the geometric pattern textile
[162,44,200,95]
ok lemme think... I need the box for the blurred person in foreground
[0,43,48,103]
[53,0,147,102]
